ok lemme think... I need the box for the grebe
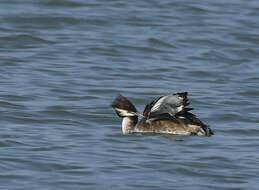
[111,92,213,136]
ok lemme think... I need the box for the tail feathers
[206,126,214,136]
[183,112,214,136]
[200,124,214,136]
[111,94,138,118]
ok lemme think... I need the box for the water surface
[1,0,259,189]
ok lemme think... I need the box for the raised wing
[146,92,192,121]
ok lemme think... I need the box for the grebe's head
[111,94,139,134]
[111,94,137,118]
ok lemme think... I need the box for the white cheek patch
[115,108,135,117]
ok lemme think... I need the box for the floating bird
[111,92,213,136]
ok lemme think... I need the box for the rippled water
[1,0,259,189]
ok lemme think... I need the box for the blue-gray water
[1,0,259,189]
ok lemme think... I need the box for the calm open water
[1,0,259,189]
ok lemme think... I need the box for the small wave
[4,16,82,28]
[0,34,55,48]
[39,0,99,8]
[232,33,259,45]
[224,128,259,136]
[0,101,25,109]
[238,90,259,98]
[147,38,177,48]
[183,4,209,14]
[113,44,173,54]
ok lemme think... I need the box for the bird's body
[111,93,213,136]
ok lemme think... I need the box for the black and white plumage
[146,92,192,122]
[111,92,213,136]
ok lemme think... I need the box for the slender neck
[122,116,138,134]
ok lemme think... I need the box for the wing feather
[147,92,190,121]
